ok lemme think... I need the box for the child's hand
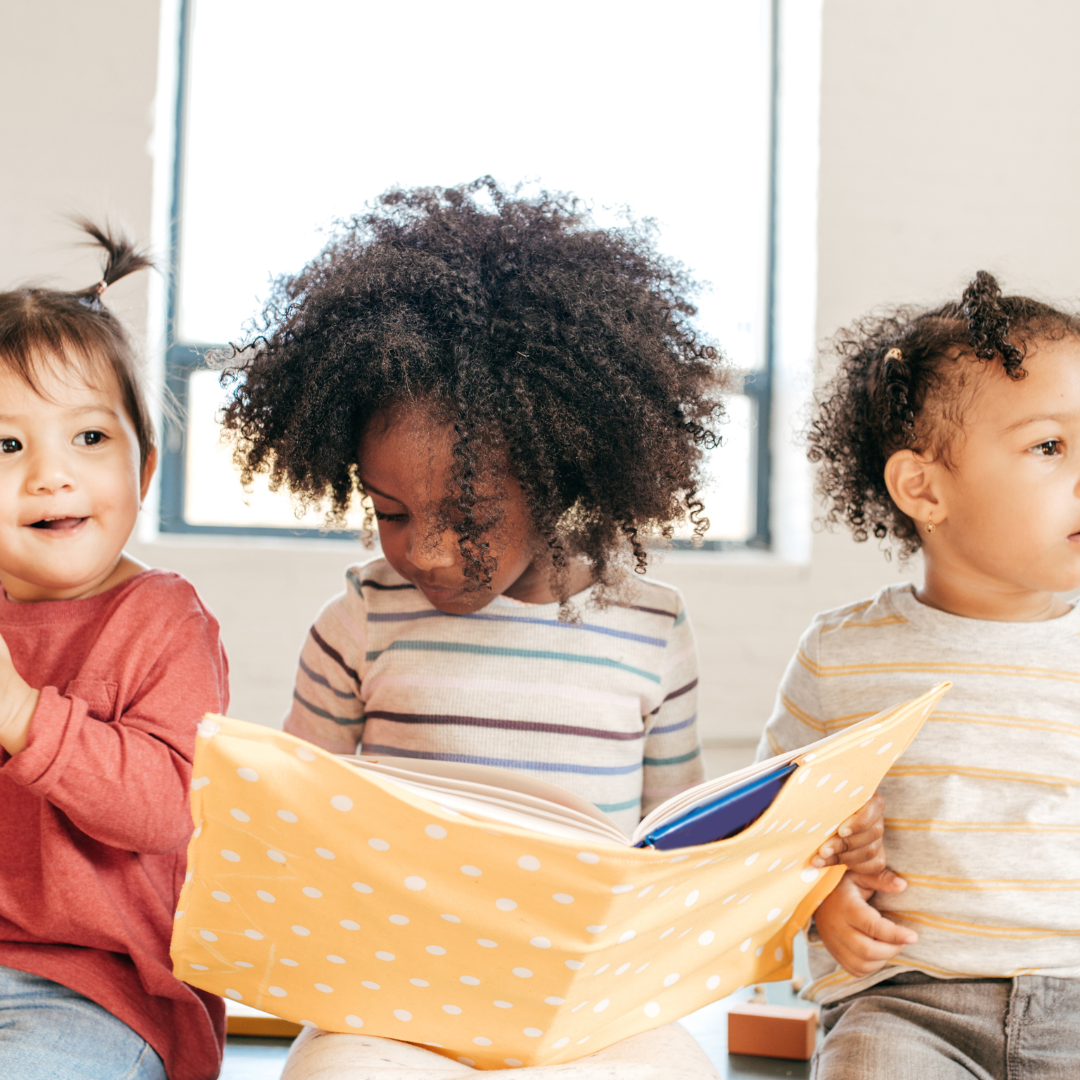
[811,793,904,891]
[814,873,918,978]
[0,632,39,756]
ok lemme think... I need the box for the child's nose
[25,446,76,495]
[407,527,458,571]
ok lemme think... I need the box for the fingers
[848,868,907,894]
[813,794,886,870]
[863,912,919,947]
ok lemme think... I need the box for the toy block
[727,1002,818,1060]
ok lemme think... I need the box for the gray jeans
[813,972,1080,1080]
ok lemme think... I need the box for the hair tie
[882,347,916,446]
[94,279,109,298]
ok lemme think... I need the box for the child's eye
[374,510,408,523]
[0,438,21,454]
[1030,439,1062,457]
[74,430,106,447]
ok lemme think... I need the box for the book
[172,681,949,1070]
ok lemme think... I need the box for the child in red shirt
[0,225,228,1080]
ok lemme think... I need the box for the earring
[926,512,936,534]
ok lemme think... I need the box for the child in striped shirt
[761,272,1080,1079]
[220,181,882,1078]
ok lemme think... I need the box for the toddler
[760,272,1080,1078]
[0,225,229,1080]
[221,180,883,1078]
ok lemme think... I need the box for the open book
[172,682,949,1070]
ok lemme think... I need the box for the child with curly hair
[760,272,1080,1079]
[220,179,882,1078]
[0,227,229,1080]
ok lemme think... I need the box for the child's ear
[884,449,945,536]
[140,445,158,502]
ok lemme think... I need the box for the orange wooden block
[727,1003,818,1060]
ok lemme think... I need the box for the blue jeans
[0,964,166,1080]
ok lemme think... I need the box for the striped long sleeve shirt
[757,583,1080,1004]
[285,558,704,837]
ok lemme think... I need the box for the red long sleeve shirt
[0,569,229,1080]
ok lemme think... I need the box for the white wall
[4,0,1077,767]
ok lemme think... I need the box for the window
[163,0,777,546]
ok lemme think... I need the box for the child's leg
[813,973,1009,1080]
[0,964,166,1080]
[282,1022,719,1079]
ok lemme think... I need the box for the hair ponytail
[72,219,155,306]
[961,270,1026,378]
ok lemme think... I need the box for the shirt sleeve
[283,586,366,754]
[640,595,704,818]
[1,608,228,855]
[755,619,828,762]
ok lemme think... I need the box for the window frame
[159,0,778,549]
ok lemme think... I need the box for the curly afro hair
[218,178,729,599]
[809,270,1080,557]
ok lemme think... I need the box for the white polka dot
[426,945,446,955]
[368,838,389,851]
[390,915,410,925]
[425,824,447,839]
[775,947,786,961]
[353,882,373,894]
[461,976,482,985]
[815,772,832,788]
[849,785,865,798]
[663,973,680,987]
[190,964,208,971]
[577,1037,590,1045]
[225,988,242,1000]
[220,849,240,862]
[685,889,700,906]
[410,978,429,987]
[833,780,848,793]
[517,855,541,871]
[594,998,611,1013]
[244,929,263,940]
[618,930,636,943]
[291,925,310,936]
[552,893,574,905]
[198,719,220,738]
[494,1000,513,1009]
[505,1057,524,1066]
[877,741,894,755]
[801,867,820,883]
[331,795,353,812]
[698,930,715,946]
[530,937,551,949]
[345,1015,363,1028]
[458,1057,476,1066]
[340,920,360,931]
[611,883,634,894]
[616,963,631,975]
[461,865,482,877]
[586,925,607,934]
[443,1004,462,1015]
[230,808,250,823]
[706,975,721,990]
[302,887,323,899]
[745,852,760,866]
[211,890,230,903]
[523,1028,543,1038]
[644,1002,661,1018]
[315,848,336,859]
[192,827,201,838]
[441,914,461,923]
[268,986,287,998]
[768,858,782,872]
[593,963,610,975]
[512,968,532,978]
[756,946,764,957]
[740,938,752,952]
[545,995,565,1005]
[237,768,259,782]
[403,876,426,892]
[277,810,298,823]
[295,746,317,761]
[565,960,584,970]
[267,850,286,864]
[767,907,783,922]
[281,959,299,968]
[577,852,600,864]
[394,1010,412,1022]
[658,886,674,898]
[327,954,346,964]
[256,890,275,903]
[375,952,395,961]
[635,962,650,973]
[478,939,498,948]
[361,981,380,989]
[199,930,218,942]
[496,898,517,911]
[637,884,655,898]
[550,1037,570,1050]
[314,983,333,993]
[660,927,675,939]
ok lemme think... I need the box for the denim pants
[813,972,1080,1080]
[0,964,166,1080]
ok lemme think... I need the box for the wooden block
[225,999,303,1038]
[727,1003,818,1060]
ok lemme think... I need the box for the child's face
[358,407,546,613]
[0,359,153,602]
[928,336,1080,600]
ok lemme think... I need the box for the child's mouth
[29,517,87,531]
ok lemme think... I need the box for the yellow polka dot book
[172,682,949,1069]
